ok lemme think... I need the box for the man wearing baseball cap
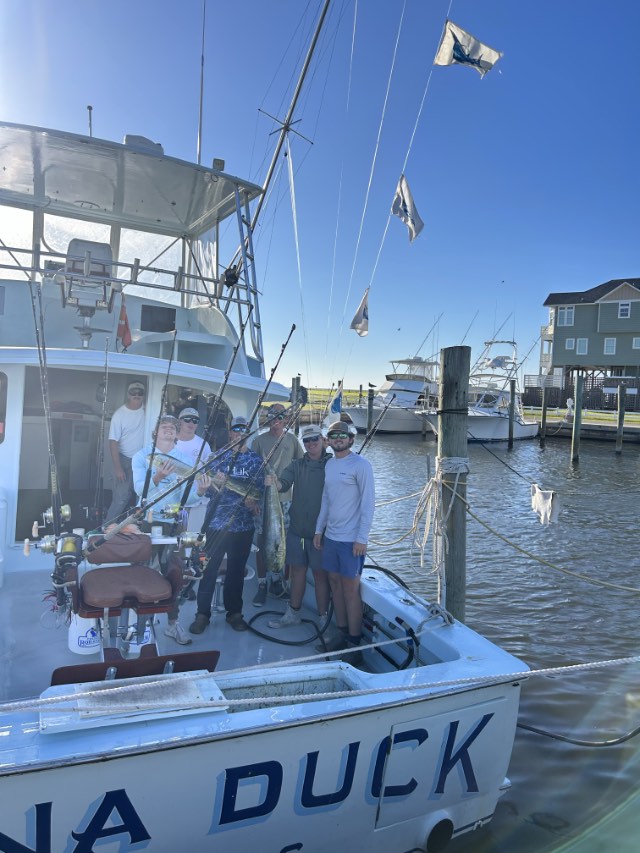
[106,380,146,520]
[266,424,331,629]
[176,407,211,468]
[313,420,375,664]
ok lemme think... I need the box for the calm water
[364,433,640,852]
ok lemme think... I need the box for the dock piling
[539,386,548,448]
[616,384,627,455]
[571,373,583,463]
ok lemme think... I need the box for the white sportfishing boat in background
[418,340,539,442]
[343,357,438,434]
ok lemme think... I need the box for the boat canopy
[0,123,264,238]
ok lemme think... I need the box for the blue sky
[2,0,639,391]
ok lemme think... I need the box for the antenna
[87,105,93,137]
[196,0,207,165]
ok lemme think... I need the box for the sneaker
[189,612,210,635]
[315,633,347,654]
[268,605,302,629]
[252,583,267,607]
[226,612,249,632]
[165,622,193,645]
[269,577,289,599]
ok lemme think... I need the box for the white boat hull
[421,411,539,442]
[344,405,424,434]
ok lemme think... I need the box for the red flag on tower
[117,297,132,349]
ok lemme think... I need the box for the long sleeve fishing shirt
[315,452,375,545]
[132,443,200,521]
[205,447,265,533]
[278,450,331,539]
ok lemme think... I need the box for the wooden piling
[571,373,583,463]
[436,345,470,622]
[508,378,515,450]
[616,384,627,455]
[290,376,300,435]
[358,384,363,405]
[539,386,548,448]
[367,387,374,433]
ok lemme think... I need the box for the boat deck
[0,550,329,704]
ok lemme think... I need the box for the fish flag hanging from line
[391,175,424,242]
[434,20,502,78]
[117,297,132,349]
[350,288,369,337]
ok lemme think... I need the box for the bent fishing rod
[139,329,178,506]
[176,307,254,514]
[357,393,396,455]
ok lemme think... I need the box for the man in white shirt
[106,381,146,521]
[176,407,212,468]
[314,421,375,663]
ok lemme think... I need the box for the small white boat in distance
[344,357,438,434]
[418,341,539,442]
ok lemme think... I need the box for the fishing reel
[50,533,83,607]
[43,504,71,526]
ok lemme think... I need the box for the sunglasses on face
[271,413,285,421]
[231,425,248,432]
[128,390,144,397]
[303,436,321,444]
[180,417,199,424]
[327,431,349,440]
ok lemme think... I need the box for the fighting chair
[68,533,183,657]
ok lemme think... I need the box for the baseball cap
[300,424,322,440]
[178,407,199,419]
[326,420,348,434]
[127,381,145,393]
[231,415,248,428]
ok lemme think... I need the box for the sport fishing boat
[417,340,539,442]
[0,121,527,853]
[343,357,438,434]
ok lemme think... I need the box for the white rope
[9,651,640,717]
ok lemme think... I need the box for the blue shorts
[286,531,324,571]
[321,536,364,579]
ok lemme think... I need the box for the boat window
[140,304,176,332]
[43,214,111,257]
[0,372,7,444]
[0,208,33,279]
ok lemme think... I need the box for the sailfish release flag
[391,175,424,242]
[350,288,369,337]
[434,20,502,78]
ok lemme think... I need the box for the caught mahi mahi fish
[262,483,285,575]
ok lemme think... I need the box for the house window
[565,338,575,350]
[633,337,640,349]
[618,302,631,319]
[604,338,616,355]
[557,306,574,326]
[576,338,588,355]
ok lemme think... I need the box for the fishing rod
[28,280,63,537]
[139,329,178,506]
[87,398,302,555]
[357,393,396,455]
[413,313,443,359]
[91,339,110,526]
[183,322,296,539]
[176,307,254,514]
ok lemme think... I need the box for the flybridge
[0,122,263,238]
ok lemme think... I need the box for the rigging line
[285,136,313,387]
[340,0,407,330]
[414,313,444,359]
[196,0,206,165]
[442,482,640,595]
[460,309,479,345]
[324,0,358,366]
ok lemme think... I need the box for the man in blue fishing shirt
[190,416,265,634]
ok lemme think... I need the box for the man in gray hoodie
[266,424,331,628]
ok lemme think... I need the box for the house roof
[544,279,640,307]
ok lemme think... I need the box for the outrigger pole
[91,339,110,526]
[228,0,332,273]
[358,393,397,455]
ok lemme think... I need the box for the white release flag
[350,288,369,337]
[391,175,424,242]
[434,20,502,78]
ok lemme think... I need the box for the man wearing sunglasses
[251,403,303,605]
[176,407,212,468]
[313,420,375,663]
[106,380,146,521]
[266,424,331,629]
